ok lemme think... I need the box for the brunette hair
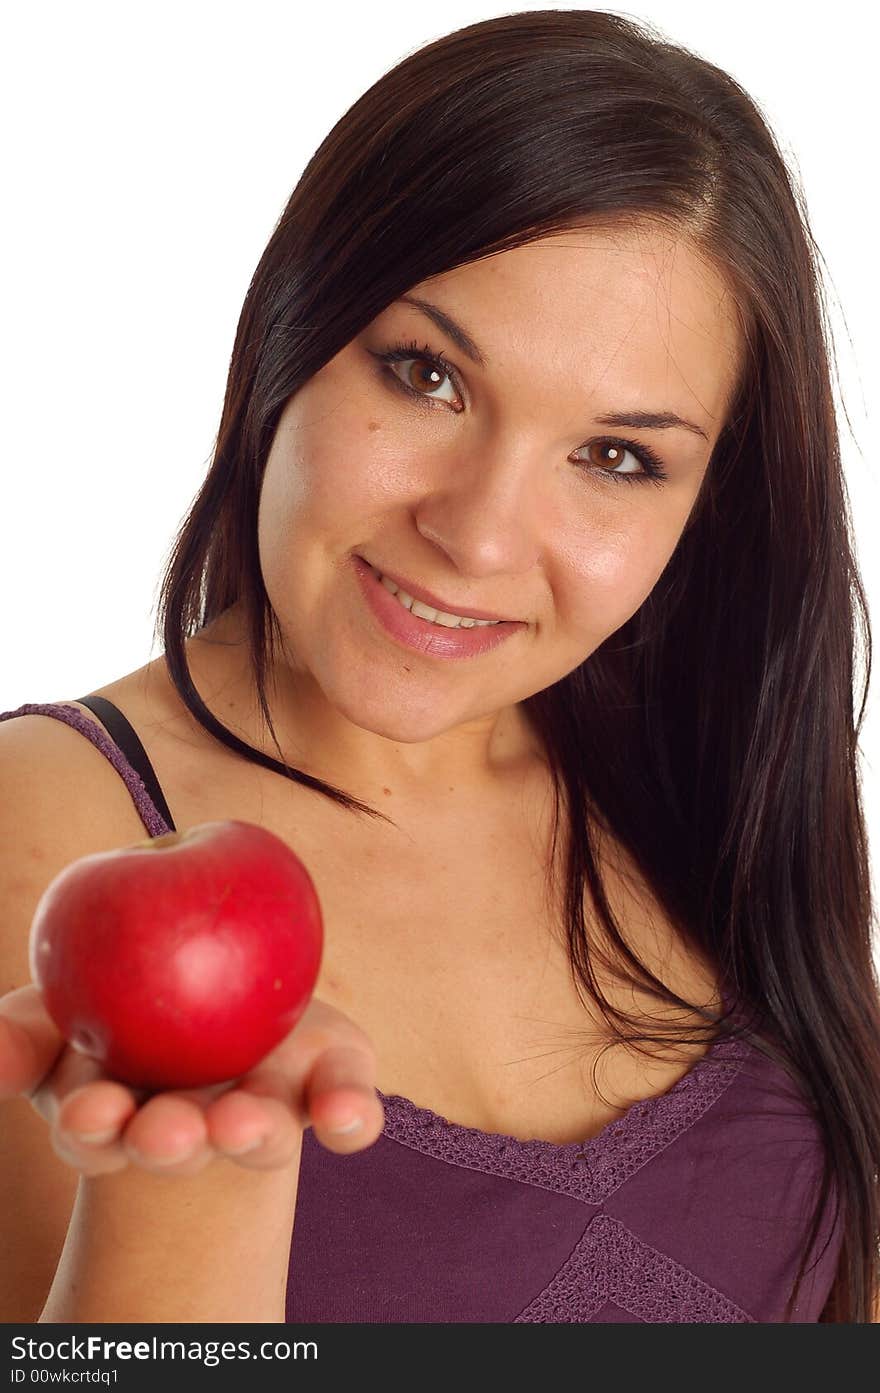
[153,9,880,1320]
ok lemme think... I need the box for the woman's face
[256,222,743,785]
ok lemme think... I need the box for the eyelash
[370,338,670,488]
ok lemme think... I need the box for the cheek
[563,516,682,629]
[258,429,361,546]
[288,408,409,521]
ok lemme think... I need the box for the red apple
[28,819,323,1090]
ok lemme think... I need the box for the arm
[41,1154,301,1323]
[0,714,382,1324]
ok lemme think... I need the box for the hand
[0,984,384,1178]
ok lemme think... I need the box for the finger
[303,1044,385,1153]
[54,1100,217,1179]
[120,1092,210,1172]
[54,1080,243,1178]
[204,1089,303,1170]
[56,1078,143,1137]
[49,1122,133,1176]
[52,1078,143,1173]
[0,985,66,1100]
[255,999,383,1150]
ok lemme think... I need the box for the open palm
[0,984,384,1177]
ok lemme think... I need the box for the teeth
[374,569,501,627]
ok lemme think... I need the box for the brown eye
[576,438,668,486]
[582,440,646,479]
[372,342,464,409]
[390,355,459,405]
[410,362,445,395]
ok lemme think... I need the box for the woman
[1,9,878,1323]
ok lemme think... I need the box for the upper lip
[363,558,523,623]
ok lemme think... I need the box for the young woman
[1,10,878,1323]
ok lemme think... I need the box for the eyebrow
[398,294,489,369]
[396,293,710,442]
[593,410,708,442]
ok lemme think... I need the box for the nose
[414,439,545,584]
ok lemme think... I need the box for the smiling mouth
[367,566,505,629]
[359,557,523,626]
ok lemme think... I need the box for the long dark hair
[153,10,879,1320]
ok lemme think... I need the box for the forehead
[417,223,745,431]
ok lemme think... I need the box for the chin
[326,676,465,744]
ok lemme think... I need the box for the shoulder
[0,689,181,1016]
[0,696,158,850]
[714,1033,835,1174]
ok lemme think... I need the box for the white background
[2,3,876,954]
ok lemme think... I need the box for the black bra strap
[76,694,177,833]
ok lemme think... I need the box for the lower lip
[352,555,526,661]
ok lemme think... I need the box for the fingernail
[224,1135,265,1155]
[327,1115,362,1135]
[73,1128,118,1145]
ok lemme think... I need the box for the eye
[576,439,669,487]
[371,341,464,409]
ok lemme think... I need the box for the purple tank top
[1,699,845,1322]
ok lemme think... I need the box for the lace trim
[0,702,172,838]
[378,1035,751,1203]
[513,1213,755,1322]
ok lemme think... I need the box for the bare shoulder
[0,696,158,850]
[0,690,167,980]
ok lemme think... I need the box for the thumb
[0,984,66,1100]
